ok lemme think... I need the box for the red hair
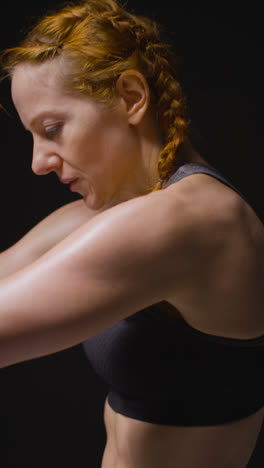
[0,0,190,191]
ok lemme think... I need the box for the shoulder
[79,175,239,299]
[94,169,241,254]
[163,170,241,232]
[0,176,242,367]
[163,171,243,241]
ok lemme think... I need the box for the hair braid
[131,26,190,191]
[1,0,190,192]
[154,68,189,190]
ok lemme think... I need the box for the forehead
[11,60,113,130]
[11,60,65,103]
[11,60,97,127]
[11,62,73,129]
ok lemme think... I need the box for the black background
[0,1,263,467]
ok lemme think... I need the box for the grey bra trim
[165,162,264,225]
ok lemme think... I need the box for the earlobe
[115,71,150,125]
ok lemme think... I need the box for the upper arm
[0,199,97,279]
[0,190,219,368]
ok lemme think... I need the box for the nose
[31,140,62,176]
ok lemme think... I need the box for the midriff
[101,171,264,468]
[102,399,264,468]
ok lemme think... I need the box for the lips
[69,179,79,192]
[60,177,79,192]
[60,177,78,185]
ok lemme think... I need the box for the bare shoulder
[163,171,264,338]
[0,175,244,366]
[165,171,243,224]
[155,173,245,288]
[76,177,239,299]
[162,171,242,241]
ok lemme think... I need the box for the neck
[176,140,208,165]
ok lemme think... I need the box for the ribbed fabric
[82,162,264,426]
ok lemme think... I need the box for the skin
[7,59,213,368]
[11,60,164,212]
[7,60,264,468]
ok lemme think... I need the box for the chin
[83,191,106,212]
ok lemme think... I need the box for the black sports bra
[82,162,264,426]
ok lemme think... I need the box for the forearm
[0,193,178,369]
[0,247,36,280]
[0,217,114,369]
[0,200,96,280]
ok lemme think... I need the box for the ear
[115,71,150,125]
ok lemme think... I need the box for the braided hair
[1,0,190,191]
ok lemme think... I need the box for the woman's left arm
[0,190,209,368]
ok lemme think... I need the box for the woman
[1,1,264,467]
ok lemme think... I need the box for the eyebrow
[28,111,66,129]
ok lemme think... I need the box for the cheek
[100,118,135,158]
[68,110,131,169]
[71,131,103,173]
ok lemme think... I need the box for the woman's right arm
[0,199,97,279]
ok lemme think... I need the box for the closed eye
[44,125,61,139]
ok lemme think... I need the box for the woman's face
[11,60,152,211]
